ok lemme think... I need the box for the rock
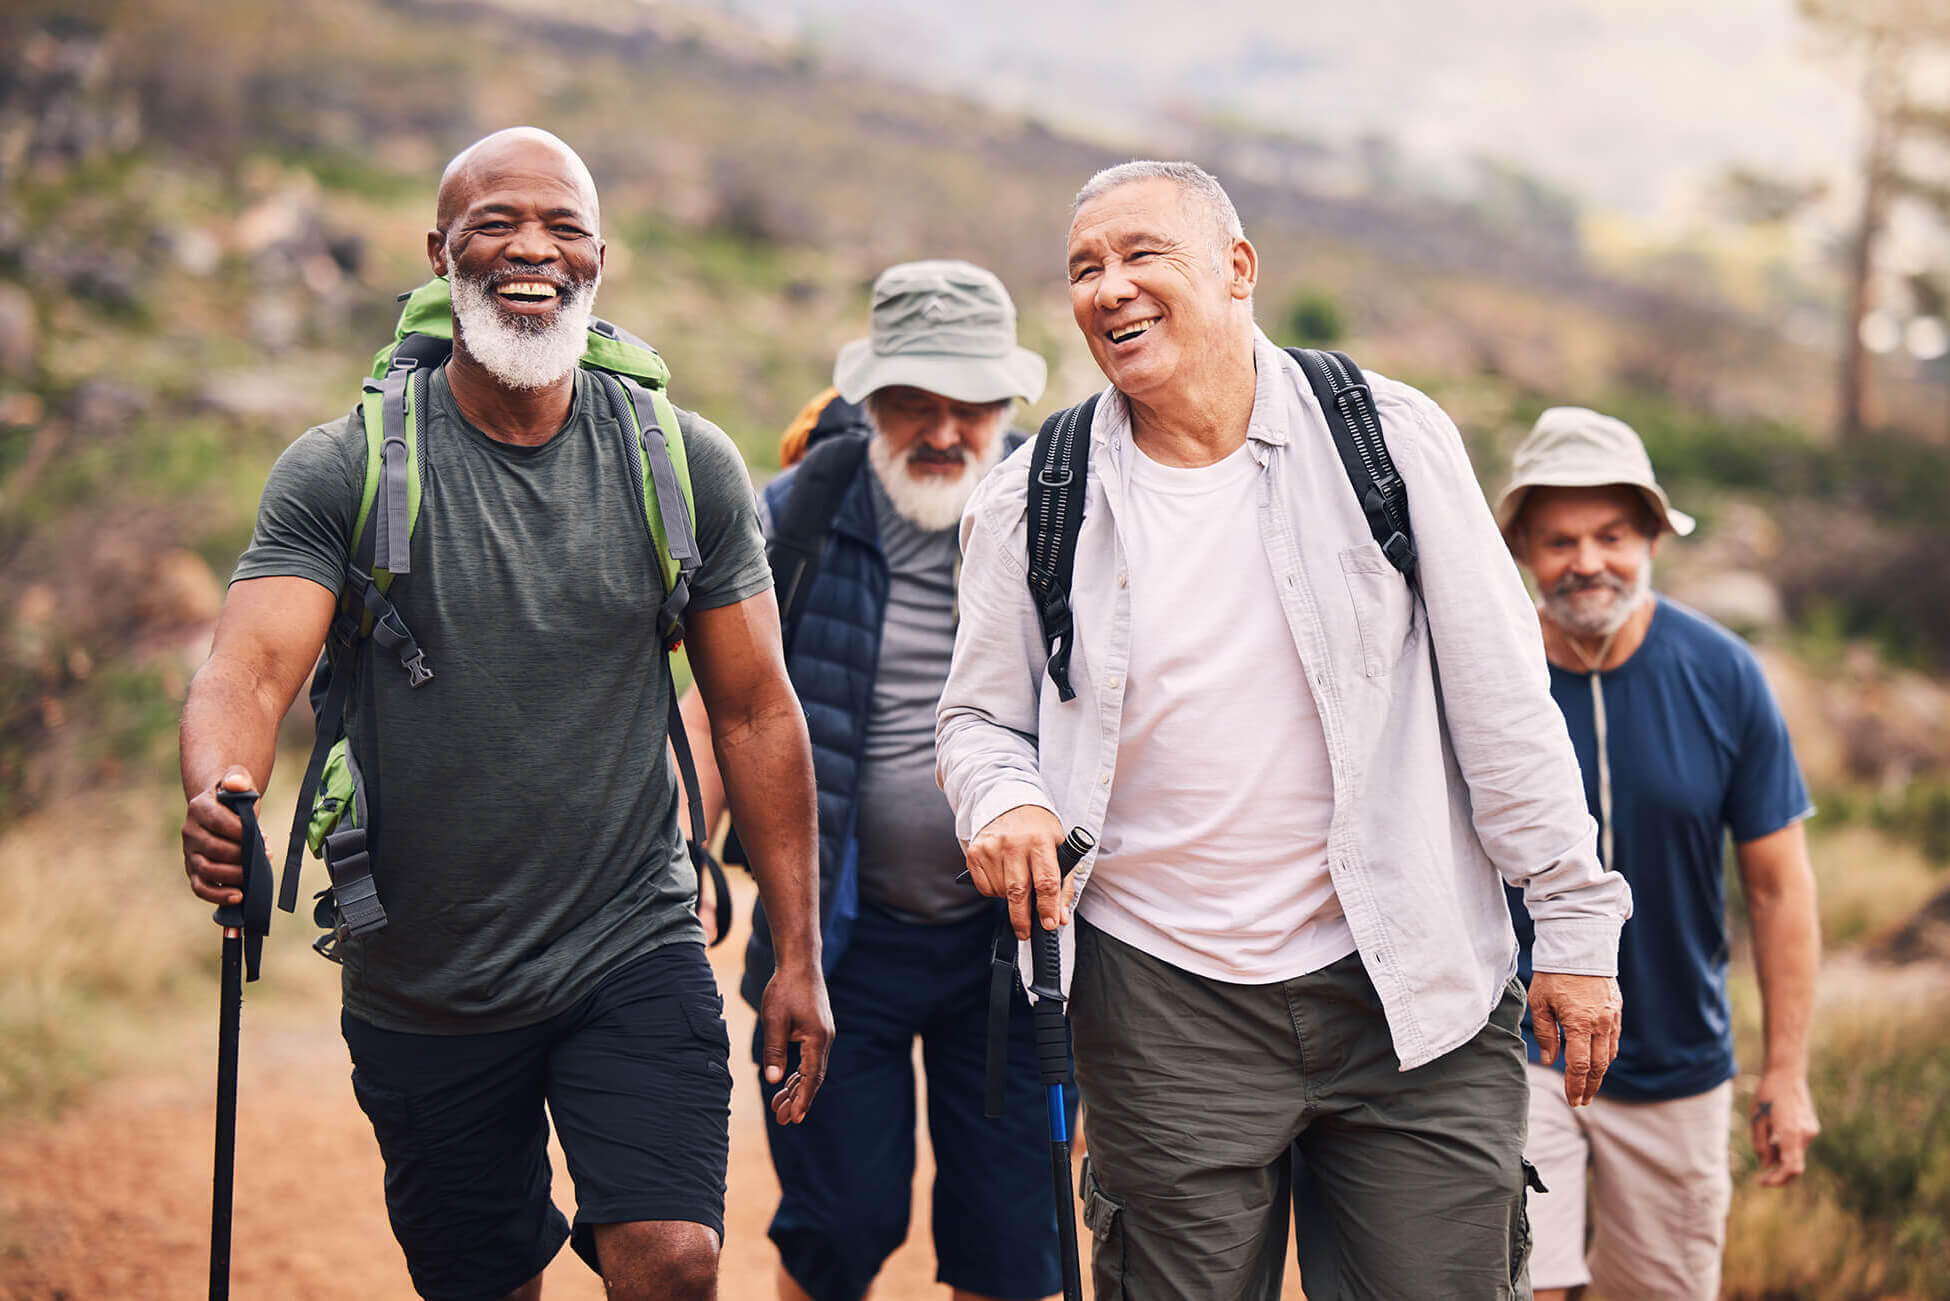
[195,372,295,423]
[325,235,364,277]
[247,294,304,355]
[1669,569,1784,635]
[71,377,152,437]
[139,550,224,626]
[0,392,44,427]
[169,226,223,277]
[1871,884,1950,965]
[0,283,37,376]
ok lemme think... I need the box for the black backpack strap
[1026,396,1097,702]
[1288,348,1417,580]
[597,373,729,946]
[767,431,870,653]
[983,907,1020,1118]
[282,390,431,919]
[281,655,355,915]
[666,684,733,946]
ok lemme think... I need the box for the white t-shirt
[1077,440,1355,983]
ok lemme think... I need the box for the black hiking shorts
[341,942,731,1300]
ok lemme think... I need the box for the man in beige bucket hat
[681,259,1066,1301]
[1499,406,1821,1301]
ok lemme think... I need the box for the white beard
[868,432,1003,532]
[1541,559,1652,640]
[447,260,598,391]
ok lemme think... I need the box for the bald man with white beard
[180,127,832,1301]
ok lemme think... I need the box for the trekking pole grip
[213,788,274,981]
[1028,828,1095,1084]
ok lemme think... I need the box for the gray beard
[867,433,1003,532]
[447,261,597,391]
[1541,561,1652,640]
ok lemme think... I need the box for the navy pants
[757,902,1074,1301]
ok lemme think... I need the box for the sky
[688,0,1865,231]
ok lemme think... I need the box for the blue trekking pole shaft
[210,788,272,1301]
[1028,827,1094,1301]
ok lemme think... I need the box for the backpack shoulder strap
[1026,395,1097,702]
[280,378,436,918]
[596,372,731,946]
[1288,348,1417,580]
[767,430,870,653]
[601,373,699,648]
[356,361,423,581]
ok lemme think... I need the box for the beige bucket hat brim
[834,337,1048,406]
[1495,406,1696,542]
[833,259,1048,406]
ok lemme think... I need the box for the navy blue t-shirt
[1509,597,1811,1101]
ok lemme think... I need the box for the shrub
[1283,289,1346,348]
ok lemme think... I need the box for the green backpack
[280,278,730,959]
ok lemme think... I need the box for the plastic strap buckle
[400,649,433,688]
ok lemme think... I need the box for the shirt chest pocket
[1339,543,1419,677]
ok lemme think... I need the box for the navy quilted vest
[739,460,887,1008]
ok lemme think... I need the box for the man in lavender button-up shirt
[936,160,1631,1299]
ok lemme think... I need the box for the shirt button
[1099,772,1111,785]
[1117,572,1128,587]
[1106,676,1120,689]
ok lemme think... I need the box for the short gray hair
[1073,160,1245,266]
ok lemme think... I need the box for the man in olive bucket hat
[680,261,1069,1301]
[1498,406,1821,1301]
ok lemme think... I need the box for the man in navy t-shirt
[1497,406,1821,1301]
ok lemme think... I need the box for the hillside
[1,2,1948,1295]
[6,0,1946,813]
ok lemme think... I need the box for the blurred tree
[1284,289,1345,348]
[1713,166,1828,226]
[1800,0,1950,438]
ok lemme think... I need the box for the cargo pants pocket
[1080,1155,1128,1299]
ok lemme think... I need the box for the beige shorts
[1523,1063,1734,1299]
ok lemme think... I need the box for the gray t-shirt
[851,473,987,925]
[235,366,770,1033]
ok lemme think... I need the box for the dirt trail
[0,875,1310,1299]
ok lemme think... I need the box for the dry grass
[1722,999,1950,1300]
[1806,823,1948,952]
[1722,1177,1911,1299]
[0,775,336,1118]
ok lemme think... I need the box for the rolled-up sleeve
[1383,385,1633,975]
[936,463,1057,843]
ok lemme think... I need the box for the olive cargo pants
[1070,918,1535,1300]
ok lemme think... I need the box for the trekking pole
[209,788,274,1301]
[1027,826,1094,1301]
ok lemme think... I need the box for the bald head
[435,127,600,239]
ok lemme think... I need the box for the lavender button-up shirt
[936,330,1631,1071]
